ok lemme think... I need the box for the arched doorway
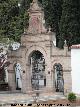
[30,51,46,90]
[54,63,64,93]
[14,63,22,90]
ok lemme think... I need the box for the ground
[0,92,80,107]
[11,99,80,107]
[38,99,80,106]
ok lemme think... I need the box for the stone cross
[0,48,3,53]
[48,26,51,33]
[64,40,67,46]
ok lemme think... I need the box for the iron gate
[54,63,64,93]
[30,51,46,90]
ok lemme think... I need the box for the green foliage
[1,0,80,48]
[42,0,63,47]
[0,0,29,42]
[0,37,14,46]
[68,92,76,102]
[59,0,80,48]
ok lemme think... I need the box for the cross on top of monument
[64,40,67,47]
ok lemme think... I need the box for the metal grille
[54,64,64,93]
[30,51,46,90]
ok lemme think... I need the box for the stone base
[0,82,9,91]
[22,87,55,97]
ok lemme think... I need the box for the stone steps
[0,90,21,94]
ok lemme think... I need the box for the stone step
[0,90,21,94]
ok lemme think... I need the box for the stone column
[63,70,72,95]
[51,70,55,92]
[21,70,27,93]
[26,64,32,92]
[21,64,32,93]
[8,70,16,91]
[45,46,53,93]
[45,63,53,93]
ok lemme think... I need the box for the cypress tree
[42,0,63,47]
[59,0,80,48]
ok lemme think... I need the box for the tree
[42,0,63,47]
[59,0,80,48]
[1,0,80,48]
[0,0,30,42]
[0,0,19,40]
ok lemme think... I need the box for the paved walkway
[0,92,66,106]
[0,92,79,107]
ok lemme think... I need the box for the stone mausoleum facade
[8,0,72,95]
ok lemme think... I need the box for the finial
[64,40,67,47]
[0,48,3,53]
[24,28,26,34]
[48,26,51,33]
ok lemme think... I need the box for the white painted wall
[71,48,80,94]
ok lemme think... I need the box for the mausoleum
[7,0,72,95]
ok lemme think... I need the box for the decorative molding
[63,70,71,72]
[20,45,26,48]
[52,70,71,72]
[45,44,52,47]
[26,64,30,66]
[8,56,22,58]
[51,55,71,57]
[25,40,53,43]
[8,70,14,73]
